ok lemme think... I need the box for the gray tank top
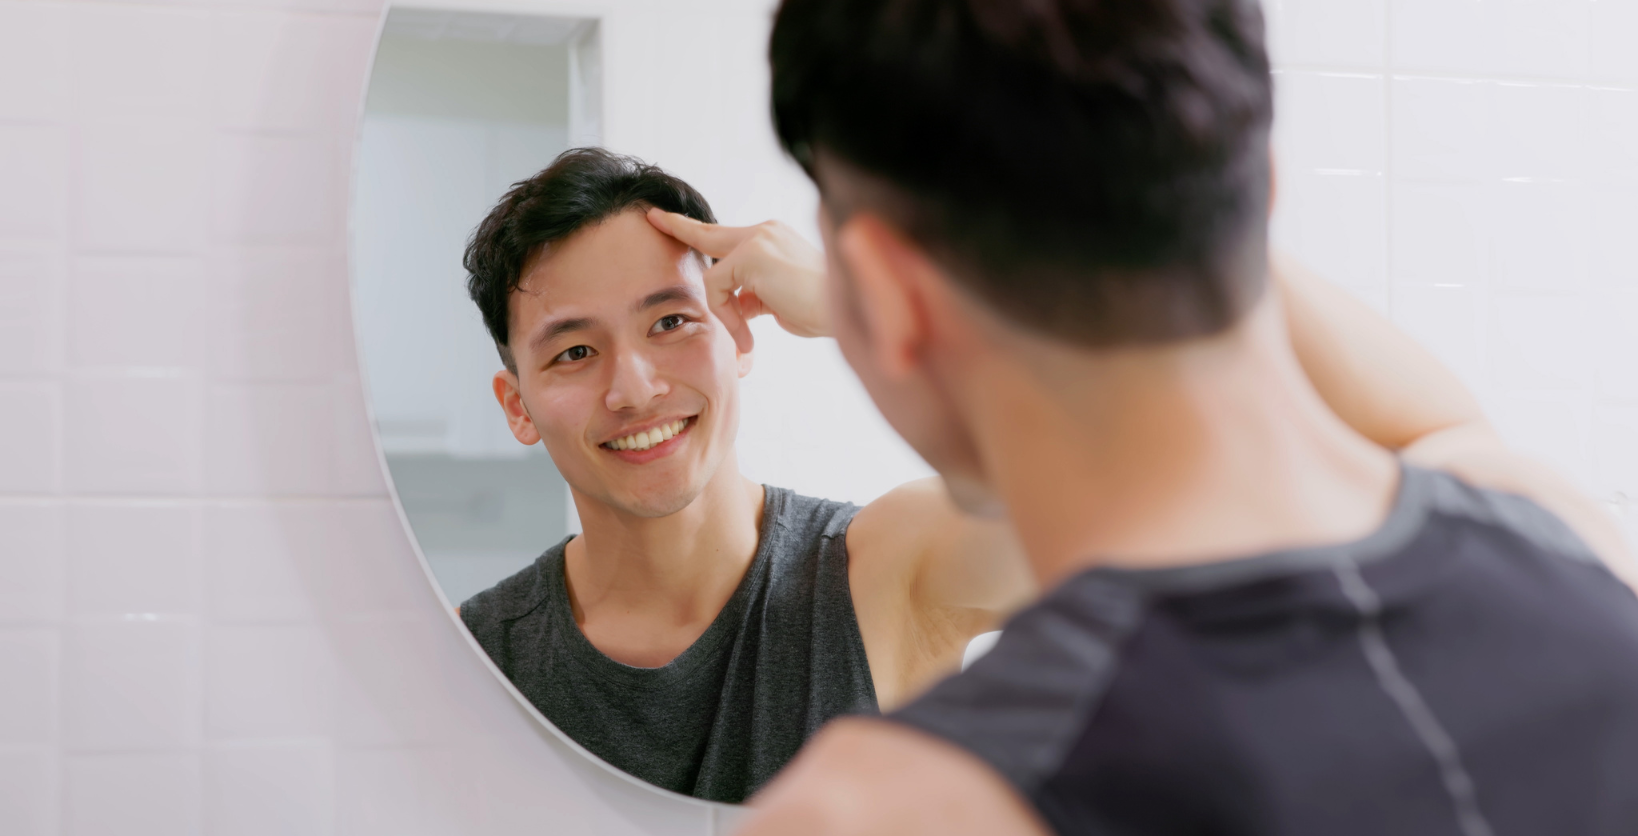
[458,487,879,803]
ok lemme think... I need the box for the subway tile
[1590,0,1638,82]
[62,619,201,750]
[62,371,203,495]
[1391,282,1488,390]
[0,501,66,624]
[1268,170,1388,300]
[208,248,347,382]
[335,746,525,835]
[336,748,441,835]
[1589,181,1638,289]
[70,5,210,123]
[0,629,58,744]
[330,373,390,497]
[1273,71,1386,174]
[1390,183,1489,286]
[205,624,335,740]
[0,747,56,836]
[333,616,468,747]
[65,752,200,836]
[1391,76,1494,183]
[1594,288,1638,402]
[1264,0,1385,68]
[68,501,202,617]
[0,3,70,122]
[209,0,383,14]
[1586,88,1638,182]
[1491,180,1587,294]
[204,742,334,836]
[1389,0,1495,72]
[1487,0,1591,79]
[204,503,319,623]
[74,124,210,254]
[1492,294,1592,391]
[1490,395,1592,490]
[212,134,341,246]
[0,125,69,241]
[299,502,424,617]
[0,381,62,494]
[205,383,335,496]
[1591,407,1638,498]
[0,250,65,375]
[210,12,378,134]
[1491,83,1585,183]
[69,256,208,370]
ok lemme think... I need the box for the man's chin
[600,478,708,520]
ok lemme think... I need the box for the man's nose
[604,346,669,412]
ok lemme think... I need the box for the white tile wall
[64,753,202,836]
[0,251,65,375]
[0,748,57,836]
[74,124,211,254]
[1267,0,1637,513]
[0,0,1630,834]
[68,501,202,617]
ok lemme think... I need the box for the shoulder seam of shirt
[1420,469,1600,565]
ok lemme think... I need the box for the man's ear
[493,369,542,446]
[834,214,930,379]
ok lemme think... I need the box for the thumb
[715,289,756,355]
[646,208,754,260]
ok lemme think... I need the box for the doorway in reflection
[353,8,599,604]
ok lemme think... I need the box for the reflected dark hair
[464,147,716,371]
[769,0,1275,346]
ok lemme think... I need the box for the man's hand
[646,208,830,353]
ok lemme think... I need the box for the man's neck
[957,294,1400,588]
[565,455,764,635]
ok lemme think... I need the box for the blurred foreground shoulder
[736,718,1050,836]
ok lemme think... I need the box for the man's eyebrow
[633,285,703,313]
[529,316,595,352]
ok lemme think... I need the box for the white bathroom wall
[1263,0,1638,551]
[0,1,1633,835]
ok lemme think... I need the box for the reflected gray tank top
[458,487,879,803]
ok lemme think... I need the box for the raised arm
[1277,254,1634,580]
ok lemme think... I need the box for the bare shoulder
[736,718,1051,836]
[847,477,953,578]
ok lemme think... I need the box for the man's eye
[652,314,687,334]
[555,345,593,363]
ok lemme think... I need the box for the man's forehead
[514,213,706,310]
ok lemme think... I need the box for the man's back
[891,466,1638,835]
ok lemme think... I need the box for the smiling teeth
[609,419,688,451]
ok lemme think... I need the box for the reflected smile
[602,417,693,452]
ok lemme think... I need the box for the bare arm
[737,718,1050,836]
[1278,254,1634,580]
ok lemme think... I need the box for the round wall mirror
[349,2,997,809]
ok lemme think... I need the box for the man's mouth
[602,417,693,452]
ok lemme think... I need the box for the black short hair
[769,0,1274,346]
[464,147,716,371]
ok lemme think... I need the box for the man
[729,0,1638,834]
[458,148,1033,803]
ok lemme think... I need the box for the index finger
[646,208,755,260]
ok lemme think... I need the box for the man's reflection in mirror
[455,148,1036,802]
